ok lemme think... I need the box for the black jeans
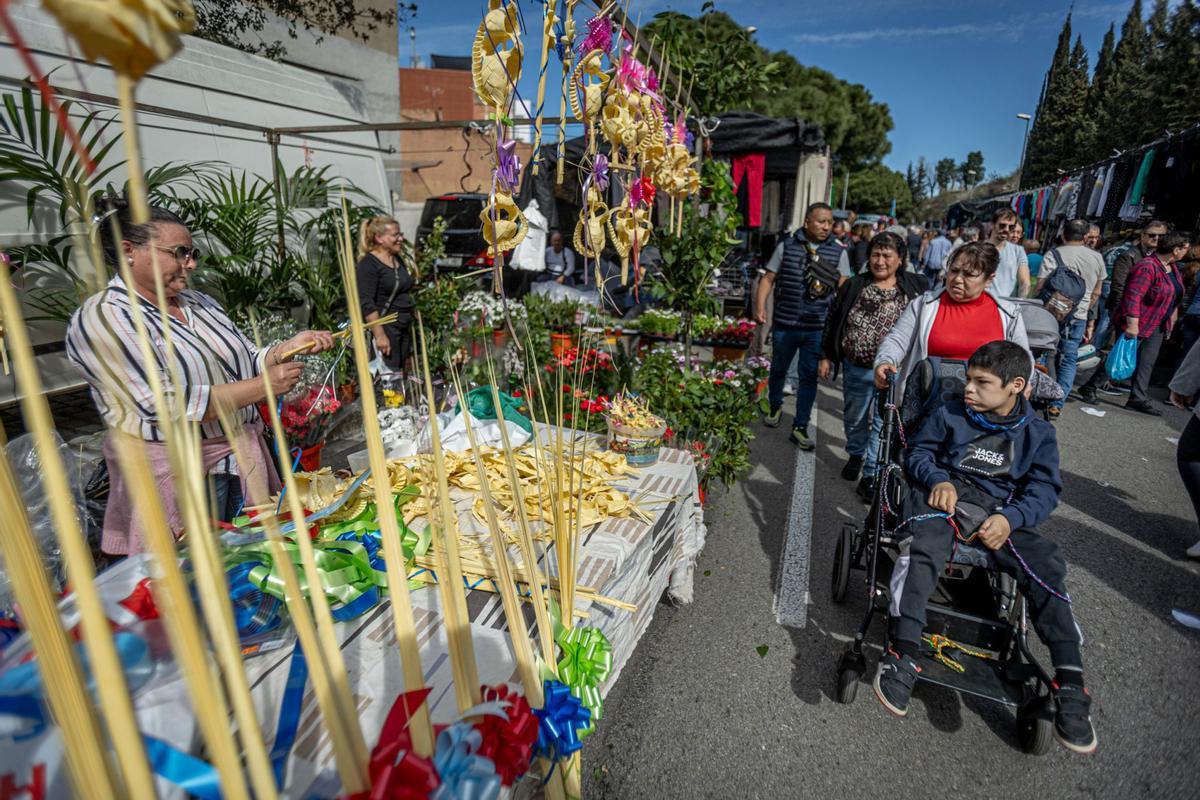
[1177,415,1200,538]
[380,319,413,371]
[1129,327,1165,405]
[890,481,1082,670]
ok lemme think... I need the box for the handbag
[1107,334,1139,382]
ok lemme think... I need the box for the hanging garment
[1102,157,1136,221]
[1086,168,1105,217]
[731,152,766,228]
[1095,162,1116,216]
[1128,148,1157,206]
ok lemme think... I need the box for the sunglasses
[152,245,202,264]
[1144,233,1164,239]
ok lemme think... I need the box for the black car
[416,193,494,272]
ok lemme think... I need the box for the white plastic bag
[510,199,547,273]
[416,410,531,454]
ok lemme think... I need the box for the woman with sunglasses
[66,197,335,555]
[874,241,1031,397]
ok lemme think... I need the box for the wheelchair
[829,358,1056,755]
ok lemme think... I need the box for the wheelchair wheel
[1016,694,1053,756]
[831,524,854,603]
[836,662,861,703]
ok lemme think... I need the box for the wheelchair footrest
[916,640,1026,707]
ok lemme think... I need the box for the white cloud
[793,22,1010,46]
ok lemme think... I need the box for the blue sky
[404,0,1144,177]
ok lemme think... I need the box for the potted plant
[636,308,682,345]
[711,317,758,362]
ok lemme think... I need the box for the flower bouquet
[280,385,343,463]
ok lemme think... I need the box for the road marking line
[775,409,817,628]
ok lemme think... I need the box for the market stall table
[240,442,705,794]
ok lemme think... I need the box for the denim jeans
[841,361,883,477]
[1092,280,1113,349]
[767,327,823,431]
[1053,318,1087,409]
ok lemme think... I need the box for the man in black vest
[755,202,852,449]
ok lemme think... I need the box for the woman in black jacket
[819,232,928,496]
[355,215,416,371]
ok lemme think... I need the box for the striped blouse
[66,276,270,443]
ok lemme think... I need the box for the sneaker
[764,407,782,428]
[1125,400,1163,417]
[873,646,921,717]
[789,428,814,450]
[783,383,797,396]
[1080,385,1098,405]
[1052,683,1098,755]
[1096,381,1127,396]
[1186,540,1200,560]
[841,455,863,481]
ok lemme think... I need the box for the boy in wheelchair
[873,341,1097,755]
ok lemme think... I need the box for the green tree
[1095,0,1150,155]
[647,8,893,171]
[1088,23,1117,158]
[1069,37,1098,160]
[645,7,780,116]
[1158,0,1200,133]
[193,0,412,60]
[934,157,957,193]
[1023,16,1091,185]
[837,163,912,218]
[959,150,985,188]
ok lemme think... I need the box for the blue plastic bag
[1107,334,1139,381]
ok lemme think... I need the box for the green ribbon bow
[547,597,613,737]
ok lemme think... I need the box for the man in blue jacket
[873,341,1096,755]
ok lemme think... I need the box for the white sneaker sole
[1054,725,1098,755]
[872,670,909,717]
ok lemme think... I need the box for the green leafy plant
[637,308,682,338]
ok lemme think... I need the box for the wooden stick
[340,204,436,756]
[0,450,117,799]
[416,317,482,713]
[450,368,542,705]
[0,259,156,798]
[484,360,556,668]
[110,434,251,800]
[115,75,150,224]
[279,314,399,360]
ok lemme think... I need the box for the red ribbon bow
[474,685,538,786]
[342,688,439,800]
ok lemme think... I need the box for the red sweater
[927,293,1004,361]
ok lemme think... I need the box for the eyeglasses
[1144,232,1164,240]
[152,245,202,264]
[946,266,986,280]
[996,223,1017,231]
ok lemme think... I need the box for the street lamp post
[1015,112,1032,188]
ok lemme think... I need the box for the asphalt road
[583,379,1200,799]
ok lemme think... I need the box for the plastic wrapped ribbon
[474,684,538,786]
[591,154,610,193]
[576,14,613,55]
[495,138,521,193]
[629,175,656,209]
[533,679,589,761]
[344,688,440,800]
[432,721,501,800]
[555,626,612,734]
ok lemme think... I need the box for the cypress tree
[1024,15,1077,185]
[1087,24,1117,163]
[1096,0,1150,154]
[1158,0,1200,133]
[1139,0,1173,142]
[1068,36,1096,165]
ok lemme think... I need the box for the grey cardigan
[873,286,1031,396]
